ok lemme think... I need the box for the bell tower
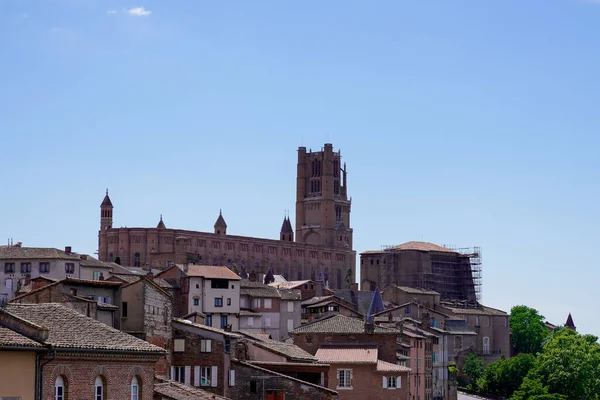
[100,189,113,231]
[295,143,352,249]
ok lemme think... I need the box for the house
[290,314,400,364]
[10,276,122,329]
[302,295,363,322]
[315,346,410,400]
[156,264,241,329]
[269,279,328,300]
[171,317,337,399]
[0,303,165,399]
[120,276,173,375]
[0,244,112,301]
[239,280,302,341]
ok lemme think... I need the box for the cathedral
[98,143,356,289]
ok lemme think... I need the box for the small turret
[280,214,294,242]
[100,189,113,230]
[157,214,166,229]
[214,209,227,235]
[565,313,576,331]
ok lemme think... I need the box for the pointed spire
[157,214,166,229]
[280,214,293,233]
[101,189,113,207]
[214,210,227,228]
[366,287,385,323]
[565,313,576,331]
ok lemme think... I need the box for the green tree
[510,305,549,354]
[463,352,485,389]
[479,353,536,397]
[344,268,352,288]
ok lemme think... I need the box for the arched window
[134,252,141,268]
[131,376,140,400]
[55,376,65,400]
[483,337,490,355]
[94,376,105,400]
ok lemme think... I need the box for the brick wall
[42,353,157,400]
[143,282,173,376]
[326,363,409,400]
[293,332,399,364]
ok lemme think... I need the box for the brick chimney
[65,246,72,254]
[146,271,154,280]
[364,320,375,335]
[98,273,105,281]
[315,280,323,296]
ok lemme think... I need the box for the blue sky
[1,0,599,336]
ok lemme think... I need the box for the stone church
[98,143,356,289]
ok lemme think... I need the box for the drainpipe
[38,345,56,400]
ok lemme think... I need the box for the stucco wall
[0,350,36,399]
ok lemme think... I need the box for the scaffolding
[375,244,482,302]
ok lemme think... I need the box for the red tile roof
[392,241,456,253]
[180,265,241,280]
[315,347,378,364]
[376,359,411,372]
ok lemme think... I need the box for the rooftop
[315,346,378,364]
[0,246,81,261]
[2,303,164,353]
[154,376,230,400]
[388,286,441,296]
[0,326,44,348]
[181,265,242,281]
[269,280,312,290]
[290,315,399,335]
[376,359,411,373]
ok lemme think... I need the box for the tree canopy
[510,305,549,354]
[463,352,485,389]
[478,353,536,398]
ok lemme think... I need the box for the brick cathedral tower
[295,143,352,249]
[100,189,113,230]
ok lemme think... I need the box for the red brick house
[0,303,165,400]
[315,346,410,400]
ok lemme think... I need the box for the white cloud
[127,7,151,16]
[107,10,117,15]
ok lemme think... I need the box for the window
[227,298,231,306]
[205,315,212,327]
[55,376,65,400]
[93,271,101,280]
[221,315,228,329]
[40,262,50,273]
[174,339,185,352]
[94,376,105,400]
[134,252,140,268]
[483,337,490,355]
[229,370,235,387]
[122,302,128,318]
[200,366,212,386]
[253,298,260,308]
[4,263,15,273]
[264,317,271,327]
[287,301,294,312]
[488,316,492,327]
[172,366,185,383]
[193,298,199,306]
[201,339,212,353]
[383,376,397,388]
[475,316,480,327]
[211,279,229,289]
[405,306,411,314]
[130,376,139,400]
[65,263,75,274]
[215,298,223,307]
[248,317,254,326]
[287,319,294,331]
[250,381,257,393]
[263,298,272,309]
[337,369,352,388]
[20,263,31,273]
[504,317,508,327]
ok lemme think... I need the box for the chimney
[25,274,31,286]
[364,321,375,335]
[98,273,105,281]
[388,312,393,322]
[65,246,72,254]
[146,271,154,280]
[315,280,323,296]
[79,254,88,260]
[258,273,265,284]
[350,283,358,297]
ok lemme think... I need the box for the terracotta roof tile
[0,247,81,261]
[154,376,230,399]
[392,241,456,253]
[315,347,378,364]
[181,265,241,281]
[376,359,411,372]
[290,315,399,335]
[3,303,164,353]
[269,280,311,290]
[0,326,44,348]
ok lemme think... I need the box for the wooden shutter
[170,366,175,381]
[211,366,218,387]
[229,369,236,386]
[184,366,191,385]
[398,376,402,388]
[382,376,387,388]
[194,366,200,387]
